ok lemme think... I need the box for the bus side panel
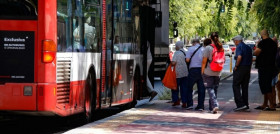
[37,84,57,112]
[0,84,37,111]
[37,0,57,83]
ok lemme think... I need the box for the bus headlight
[24,86,33,96]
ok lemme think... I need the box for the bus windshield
[0,0,38,20]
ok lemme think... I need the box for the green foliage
[169,0,258,41]
[252,0,280,36]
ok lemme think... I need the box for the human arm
[201,46,210,75]
[234,55,242,71]
[185,49,191,63]
[254,41,262,56]
[201,57,207,75]
[253,48,261,56]
[171,52,177,66]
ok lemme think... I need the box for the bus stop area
[64,72,280,134]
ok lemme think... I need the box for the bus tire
[84,69,96,122]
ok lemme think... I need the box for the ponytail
[210,32,223,50]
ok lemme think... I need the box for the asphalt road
[0,108,123,134]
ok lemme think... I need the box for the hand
[234,66,238,71]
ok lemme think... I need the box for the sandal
[263,107,276,111]
[254,106,266,110]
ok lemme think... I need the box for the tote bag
[162,65,177,90]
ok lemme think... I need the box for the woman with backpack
[201,32,225,114]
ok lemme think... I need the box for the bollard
[230,55,232,73]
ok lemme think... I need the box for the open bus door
[139,6,156,98]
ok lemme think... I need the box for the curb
[220,73,233,81]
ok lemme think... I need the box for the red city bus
[0,0,155,121]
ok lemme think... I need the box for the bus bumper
[0,83,57,114]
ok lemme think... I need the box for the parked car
[245,41,256,51]
[184,45,192,51]
[223,45,232,57]
[226,42,236,54]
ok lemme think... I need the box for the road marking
[249,76,258,86]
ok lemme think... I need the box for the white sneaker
[186,106,193,110]
[233,105,247,111]
[212,107,219,114]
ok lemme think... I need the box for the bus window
[85,0,100,5]
[57,0,101,52]
[57,0,74,52]
[113,0,135,54]
[0,0,38,20]
[84,1,101,52]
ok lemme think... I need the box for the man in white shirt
[186,39,205,111]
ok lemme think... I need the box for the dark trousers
[232,66,251,107]
[172,77,188,103]
[187,68,205,108]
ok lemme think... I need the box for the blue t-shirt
[234,42,252,66]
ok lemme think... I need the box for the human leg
[203,75,219,111]
[272,86,276,106]
[233,69,246,107]
[186,70,196,107]
[179,77,188,106]
[146,59,158,101]
[257,69,270,109]
[241,67,251,107]
[276,81,280,107]
[172,78,180,106]
[213,76,220,108]
[197,72,206,109]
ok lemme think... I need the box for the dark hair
[203,38,212,47]
[210,32,223,50]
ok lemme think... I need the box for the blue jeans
[172,77,188,104]
[202,74,220,111]
[187,68,205,108]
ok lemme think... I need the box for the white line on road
[249,76,258,86]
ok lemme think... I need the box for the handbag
[162,65,177,90]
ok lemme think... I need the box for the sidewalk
[64,72,280,134]
[65,100,280,134]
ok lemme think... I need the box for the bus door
[0,0,38,110]
[110,0,135,105]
